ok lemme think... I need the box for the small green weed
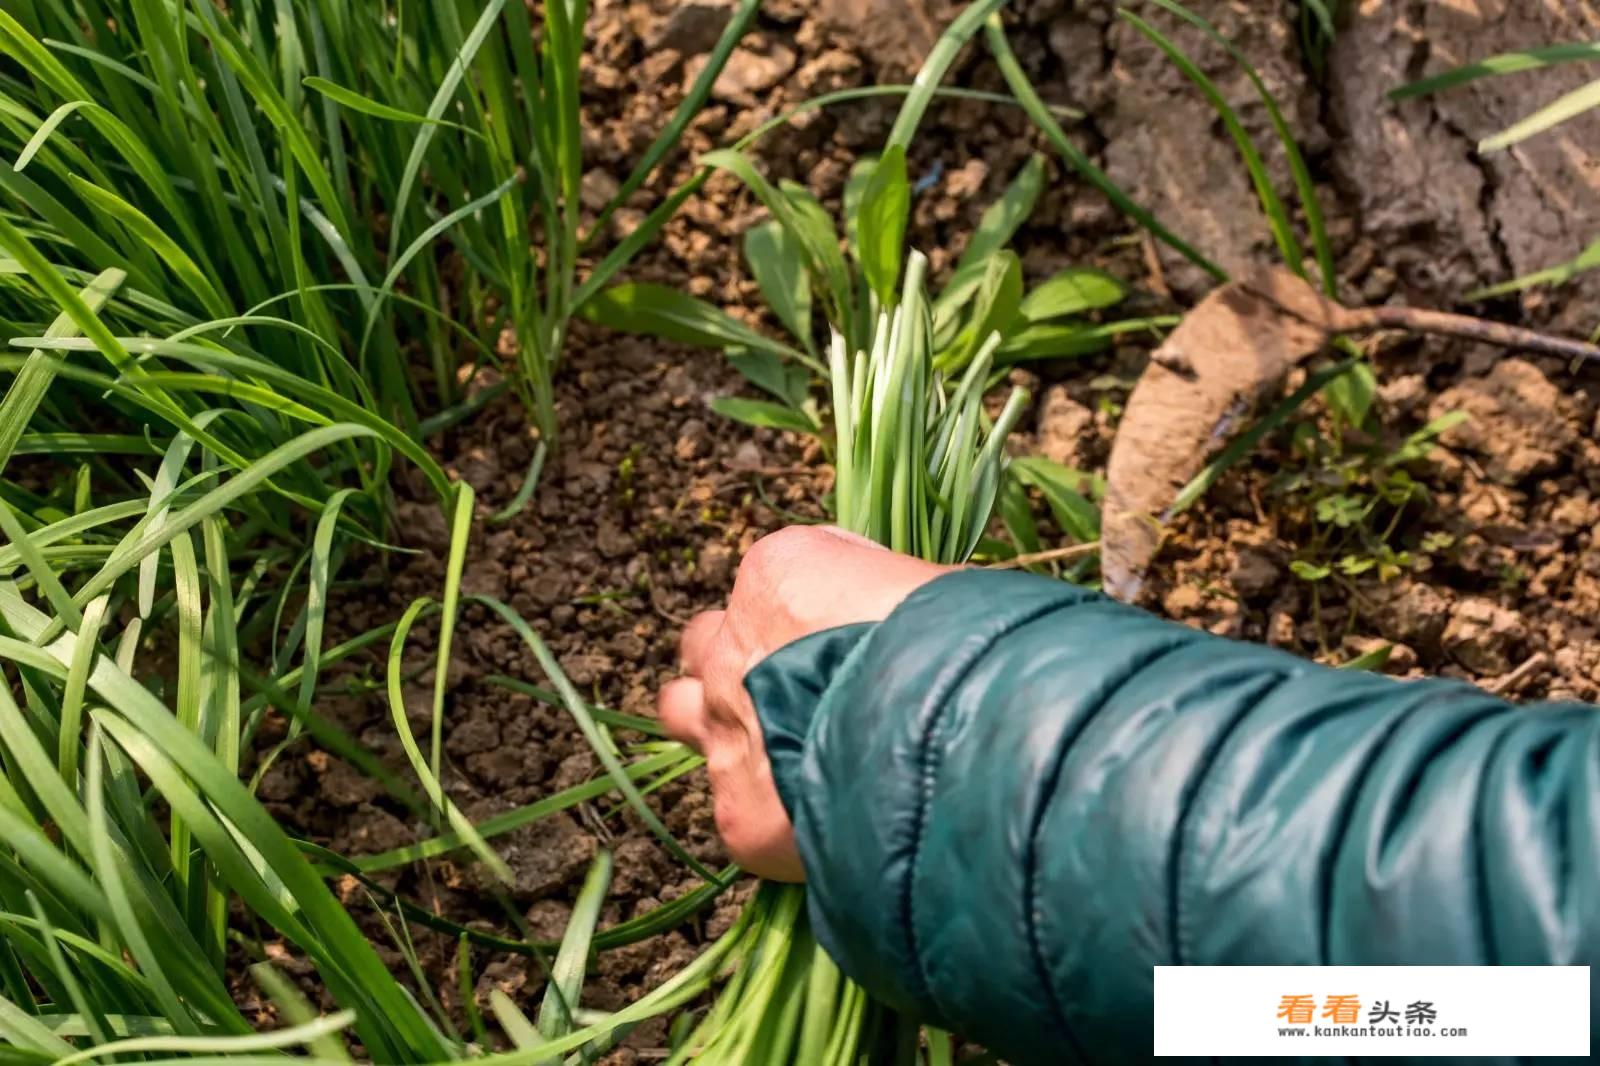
[1277,410,1467,587]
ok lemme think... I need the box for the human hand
[657,525,952,880]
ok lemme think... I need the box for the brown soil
[251,0,1600,1058]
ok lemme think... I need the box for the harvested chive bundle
[833,251,1031,562]
[667,253,1027,1063]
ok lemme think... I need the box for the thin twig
[1339,305,1600,365]
[987,542,1101,570]
[1485,651,1549,696]
[1141,232,1172,300]
[1238,270,1600,365]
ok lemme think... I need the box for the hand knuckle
[704,745,741,779]
[742,526,819,579]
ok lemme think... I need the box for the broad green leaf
[856,144,910,304]
[1010,455,1102,543]
[698,148,854,343]
[779,178,857,337]
[940,251,1022,371]
[1323,359,1377,430]
[998,476,1043,558]
[726,349,810,410]
[1291,560,1332,582]
[999,315,1179,363]
[957,154,1044,276]
[842,155,877,257]
[1018,268,1127,321]
[743,220,813,354]
[934,155,1044,331]
[997,322,1113,362]
[710,397,819,435]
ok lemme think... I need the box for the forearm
[747,570,1600,1063]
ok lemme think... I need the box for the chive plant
[829,253,1030,560]
[0,173,728,1066]
[0,161,741,1066]
[0,242,460,1061]
[0,0,758,441]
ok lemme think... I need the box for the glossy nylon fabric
[746,569,1600,1065]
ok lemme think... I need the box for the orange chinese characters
[1322,995,1362,1024]
[1276,995,1316,1024]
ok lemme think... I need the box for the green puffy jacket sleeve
[744,569,1600,1064]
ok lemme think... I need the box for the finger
[706,750,805,882]
[656,676,709,751]
[678,609,724,676]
